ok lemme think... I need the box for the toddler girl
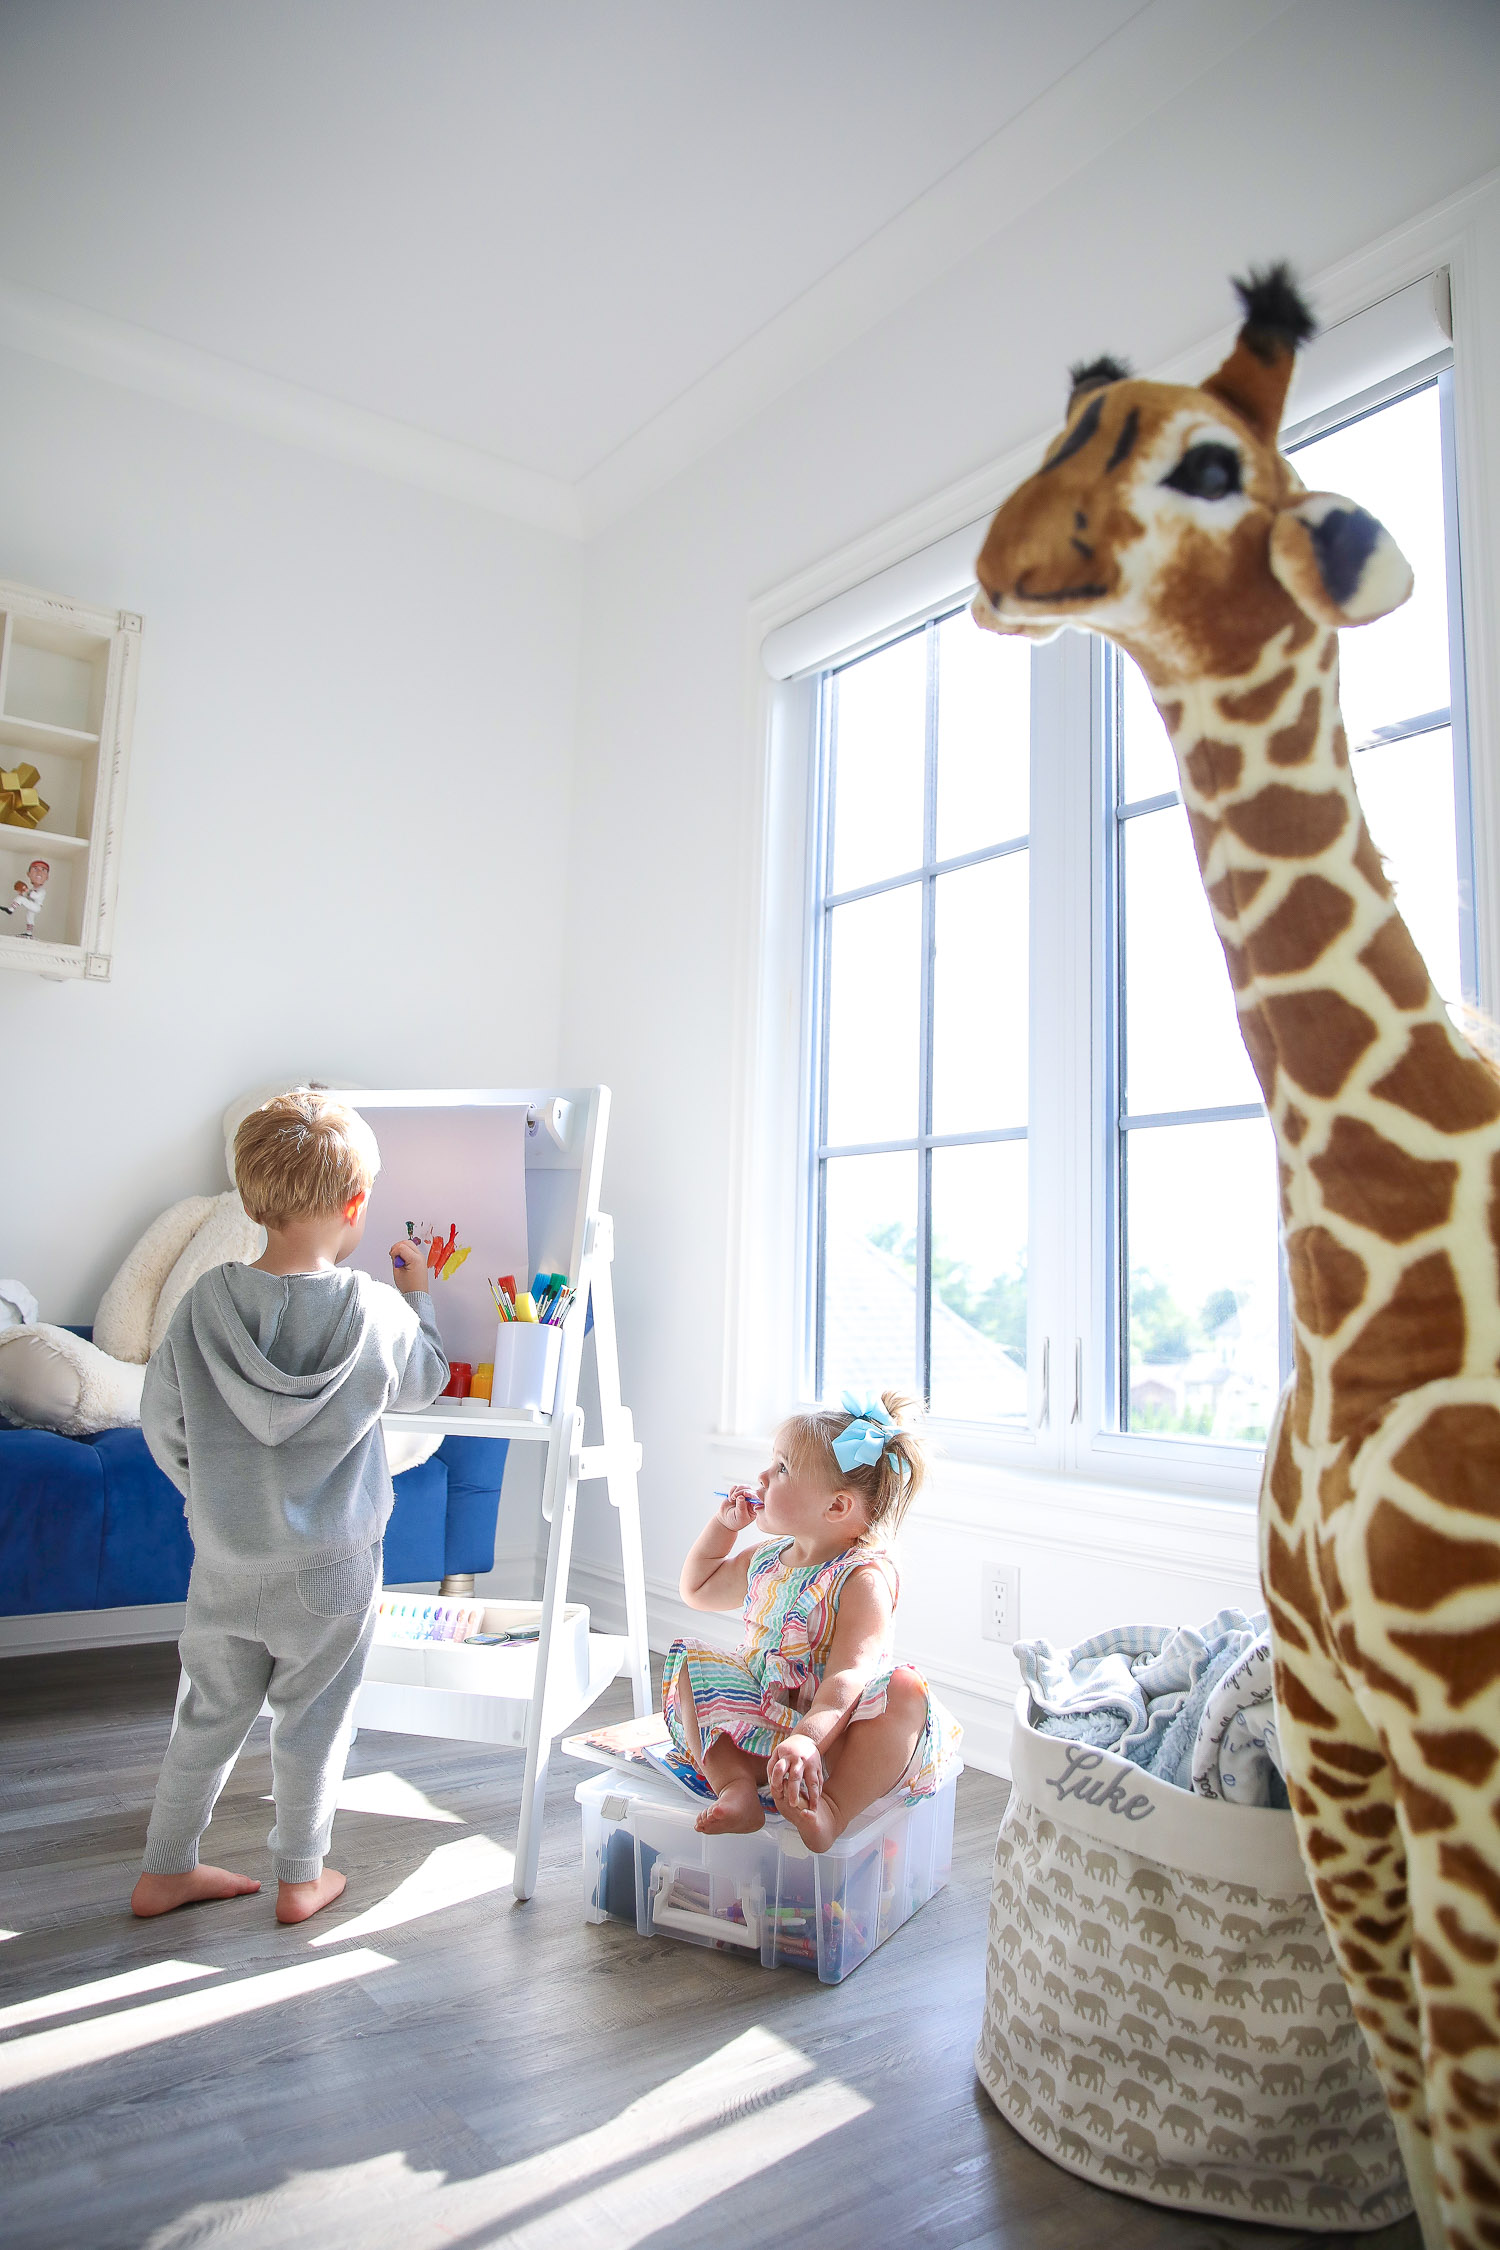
[664,1391,961,1850]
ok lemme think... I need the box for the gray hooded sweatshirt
[141,1263,449,1575]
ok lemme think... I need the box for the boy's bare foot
[131,1866,261,1917]
[275,1868,347,1924]
[695,1779,766,1836]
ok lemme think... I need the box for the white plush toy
[0,1085,441,1474]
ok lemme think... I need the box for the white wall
[557,0,1500,1767]
[0,348,580,1321]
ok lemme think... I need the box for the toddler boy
[131,1087,449,1924]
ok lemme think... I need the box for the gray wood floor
[0,1645,1420,2250]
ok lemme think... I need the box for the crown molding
[0,275,582,541]
[0,0,1298,546]
[570,0,1300,535]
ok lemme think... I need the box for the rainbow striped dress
[662,1537,961,1805]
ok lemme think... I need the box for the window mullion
[813,672,838,1399]
[916,620,939,1405]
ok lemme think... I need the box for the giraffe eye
[1163,443,1242,500]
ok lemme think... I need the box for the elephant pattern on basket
[976,1795,1410,2230]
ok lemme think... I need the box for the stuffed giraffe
[973,268,1497,2250]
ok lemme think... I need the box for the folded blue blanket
[1015,1610,1288,1806]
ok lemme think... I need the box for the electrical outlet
[981,1562,1020,1645]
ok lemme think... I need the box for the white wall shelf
[0,578,142,981]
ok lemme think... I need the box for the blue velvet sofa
[0,1415,509,1617]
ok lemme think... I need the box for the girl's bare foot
[276,1868,347,1924]
[131,1866,261,1917]
[783,1793,846,1854]
[696,1779,765,1835]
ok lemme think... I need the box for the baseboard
[566,1559,1017,1780]
[0,1602,186,1658]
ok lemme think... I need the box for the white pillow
[0,1326,145,1436]
[147,1193,266,1356]
[94,1196,219,1364]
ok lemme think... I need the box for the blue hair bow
[833,1391,899,1474]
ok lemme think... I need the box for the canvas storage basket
[975,1692,1410,2231]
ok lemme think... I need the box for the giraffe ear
[1269,491,1414,628]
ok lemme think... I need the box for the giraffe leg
[1322,1389,1500,2250]
[1269,1604,1444,2246]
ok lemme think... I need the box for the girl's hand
[714,1485,760,1533]
[768,1732,824,1813]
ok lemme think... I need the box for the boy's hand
[714,1485,760,1534]
[768,1733,824,1812]
[390,1241,430,1296]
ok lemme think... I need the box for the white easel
[350,1085,650,1901]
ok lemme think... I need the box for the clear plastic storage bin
[576,1763,960,1983]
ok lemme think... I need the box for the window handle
[1071,1338,1083,1425]
[1036,1337,1050,1429]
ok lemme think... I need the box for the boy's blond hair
[234,1088,379,1228]
[779,1389,928,1540]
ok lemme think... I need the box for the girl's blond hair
[779,1390,927,1540]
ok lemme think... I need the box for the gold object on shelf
[0,765,48,830]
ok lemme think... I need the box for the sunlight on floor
[0,1959,217,2036]
[309,1833,513,1946]
[335,1771,465,1824]
[141,2024,870,2248]
[0,1948,395,2095]
[261,1772,465,1825]
[0,1929,19,1941]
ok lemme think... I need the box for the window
[811,610,1032,1423]
[799,313,1475,1478]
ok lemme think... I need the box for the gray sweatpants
[141,1543,382,1884]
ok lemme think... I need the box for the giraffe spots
[1310,1764,1373,1800]
[1283,611,1319,656]
[1315,1527,1349,1617]
[1439,1907,1500,1965]
[1421,1935,1457,1989]
[1291,1336,1314,1445]
[1267,1411,1299,1523]
[1285,1224,1366,1335]
[1283,1103,1307,1144]
[1376,1030,1500,1134]
[1206,866,1266,917]
[1442,1843,1500,1918]
[1265,1522,1325,1649]
[1367,1498,1500,1612]
[1430,2006,1499,2058]
[1392,1768,1458,1832]
[1328,1251,1466,1441]
[1417,1729,1500,1786]
[1340,1631,1419,1712]
[1278,1158,1293,1228]
[1309,1736,1385,1776]
[1303,1826,1348,1863]
[1393,1618,1500,1709]
[1243,872,1354,976]
[1359,915,1432,1009]
[1345,1800,1399,1840]
[1309,1115,1458,1243]
[1331,721,1348,767]
[1319,633,1339,672]
[1185,807,1220,871]
[1259,987,1377,1098]
[1360,1911,1415,1946]
[1275,1658,1337,1726]
[1461,2154,1500,2210]
[1267,686,1322,765]
[1372,1021,1500,1133]
[1223,783,1348,858]
[1183,737,1242,797]
[1352,820,1392,897]
[1318,1444,1354,1524]
[1394,1405,1500,1518]
[1237,1001,1278,1101]
[1216,666,1294,724]
[1156,698,1183,734]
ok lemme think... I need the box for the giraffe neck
[1149,614,1500,1443]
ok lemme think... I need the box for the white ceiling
[0,1,1290,530]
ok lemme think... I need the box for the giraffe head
[973,266,1415,687]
